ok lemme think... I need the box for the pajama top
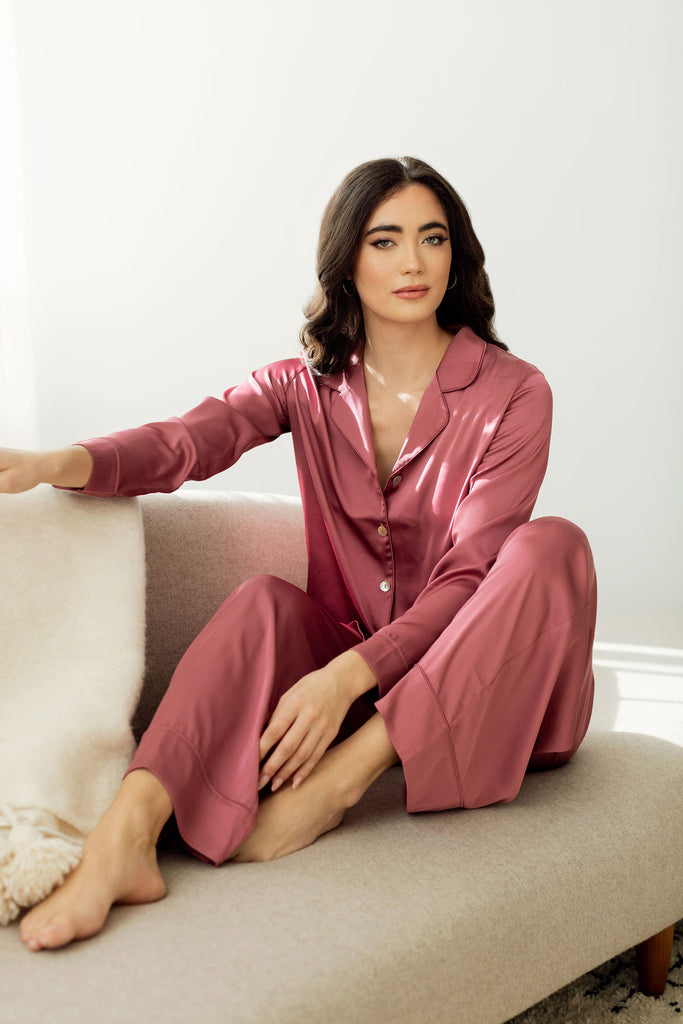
[76,326,553,698]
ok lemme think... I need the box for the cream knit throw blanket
[0,486,145,924]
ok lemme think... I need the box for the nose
[401,241,424,275]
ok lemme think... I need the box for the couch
[2,487,682,1024]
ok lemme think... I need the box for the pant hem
[127,726,257,865]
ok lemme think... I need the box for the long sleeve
[64,331,555,704]
[73,361,300,497]
[352,371,553,696]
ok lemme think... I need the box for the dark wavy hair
[300,156,507,375]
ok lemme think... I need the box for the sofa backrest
[135,490,306,739]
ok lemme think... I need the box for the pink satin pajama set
[75,327,597,865]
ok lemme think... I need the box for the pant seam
[414,664,464,806]
[432,596,596,727]
[568,574,597,747]
[141,724,256,819]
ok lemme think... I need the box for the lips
[393,286,430,297]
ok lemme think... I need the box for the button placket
[375,495,394,603]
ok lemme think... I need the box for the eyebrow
[365,220,449,237]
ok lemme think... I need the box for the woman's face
[352,183,452,333]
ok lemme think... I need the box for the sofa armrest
[134,489,306,738]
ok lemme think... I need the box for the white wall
[9,0,683,641]
[0,0,38,447]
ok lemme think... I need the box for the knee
[509,516,588,558]
[235,573,298,602]
[500,517,595,592]
[219,575,306,628]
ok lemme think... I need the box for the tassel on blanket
[0,806,83,925]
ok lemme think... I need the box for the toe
[35,924,70,949]
[20,921,45,952]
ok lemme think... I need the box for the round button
[377,524,388,537]
[392,474,402,486]
[379,580,391,593]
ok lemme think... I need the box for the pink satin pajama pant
[127,516,597,865]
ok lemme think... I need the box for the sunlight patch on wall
[591,641,683,747]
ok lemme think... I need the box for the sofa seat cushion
[3,731,682,1024]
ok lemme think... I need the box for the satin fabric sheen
[74,327,596,862]
[77,327,556,695]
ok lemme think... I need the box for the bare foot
[19,772,171,952]
[232,714,397,862]
[232,748,350,862]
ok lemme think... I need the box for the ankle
[333,714,398,808]
[106,770,173,844]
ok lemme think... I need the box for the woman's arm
[0,445,93,493]
[69,361,299,498]
[0,361,299,500]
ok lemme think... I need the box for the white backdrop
[6,0,682,641]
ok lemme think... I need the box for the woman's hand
[0,446,93,493]
[258,650,377,793]
[0,448,46,494]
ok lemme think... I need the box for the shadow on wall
[590,641,683,747]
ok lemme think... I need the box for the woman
[0,156,597,952]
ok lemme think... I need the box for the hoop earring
[342,280,356,297]
[446,272,457,291]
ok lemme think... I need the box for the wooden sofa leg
[636,924,675,996]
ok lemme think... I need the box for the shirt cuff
[353,631,411,698]
[57,439,121,497]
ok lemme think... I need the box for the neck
[362,317,453,387]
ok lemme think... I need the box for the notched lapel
[320,328,487,477]
[393,327,486,473]
[393,382,450,473]
[326,358,377,472]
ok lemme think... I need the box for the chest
[364,382,426,490]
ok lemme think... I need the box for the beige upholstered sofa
[2,488,682,1024]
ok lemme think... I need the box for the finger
[258,719,311,789]
[259,705,296,762]
[268,733,323,792]
[264,726,316,790]
[0,470,18,494]
[291,739,330,790]
[259,685,314,760]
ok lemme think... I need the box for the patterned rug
[508,921,682,1022]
